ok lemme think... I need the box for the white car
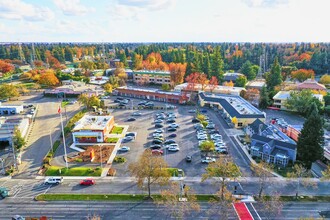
[168,146,180,152]
[211,134,222,139]
[215,142,226,148]
[164,143,179,149]
[169,123,179,128]
[118,146,130,152]
[201,157,216,163]
[132,112,142,116]
[154,129,164,133]
[153,133,163,138]
[44,177,63,185]
[197,135,207,140]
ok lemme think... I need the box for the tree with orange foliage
[185,72,200,91]
[299,53,312,62]
[33,60,43,68]
[223,81,234,87]
[169,62,187,85]
[0,60,14,73]
[198,73,208,91]
[45,50,62,69]
[208,76,219,93]
[291,69,315,82]
[37,70,60,87]
[143,53,169,71]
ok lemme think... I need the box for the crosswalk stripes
[0,180,51,198]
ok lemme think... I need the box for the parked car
[118,146,130,152]
[206,124,215,129]
[168,146,180,152]
[152,149,164,155]
[122,136,134,143]
[118,103,127,107]
[215,147,228,154]
[168,133,177,138]
[154,129,164,133]
[138,101,147,106]
[154,119,163,124]
[153,133,163,138]
[168,123,179,128]
[208,129,219,134]
[167,127,177,132]
[163,139,176,145]
[125,116,136,122]
[150,145,162,150]
[201,157,216,163]
[200,109,208,113]
[125,132,136,137]
[152,139,163,145]
[197,135,207,140]
[44,177,63,185]
[132,112,142,116]
[192,118,200,123]
[167,119,176,123]
[185,155,192,162]
[154,137,164,142]
[155,124,164,128]
[80,178,95,186]
[188,109,196,113]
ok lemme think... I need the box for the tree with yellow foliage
[223,80,234,87]
[320,74,330,85]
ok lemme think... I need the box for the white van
[44,177,63,185]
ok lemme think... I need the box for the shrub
[75,158,83,163]
[108,168,116,176]
[201,120,208,128]
[113,156,126,163]
[106,138,119,143]
[324,122,330,131]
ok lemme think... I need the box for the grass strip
[35,194,216,202]
[45,166,102,177]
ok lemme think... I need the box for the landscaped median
[45,166,102,176]
[35,194,330,202]
[35,194,214,202]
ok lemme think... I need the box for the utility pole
[31,43,37,69]
[49,129,53,154]
[59,106,68,169]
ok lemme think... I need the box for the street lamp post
[0,158,4,174]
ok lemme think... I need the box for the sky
[0,0,329,42]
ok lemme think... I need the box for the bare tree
[251,161,274,199]
[258,193,283,220]
[287,164,316,199]
[208,186,236,220]
[156,182,200,219]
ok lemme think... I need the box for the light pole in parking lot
[49,129,53,154]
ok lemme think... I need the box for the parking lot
[107,97,248,177]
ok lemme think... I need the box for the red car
[152,149,164,155]
[80,178,95,186]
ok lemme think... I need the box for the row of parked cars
[149,112,180,154]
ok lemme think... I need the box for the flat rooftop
[246,80,266,87]
[73,115,113,131]
[199,92,265,119]
[133,70,170,75]
[116,86,182,96]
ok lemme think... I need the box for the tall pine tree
[266,57,282,91]
[297,102,324,169]
[211,46,224,82]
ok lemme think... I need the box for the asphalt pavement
[0,200,329,220]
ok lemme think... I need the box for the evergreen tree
[240,61,256,80]
[64,47,74,62]
[297,102,324,169]
[259,86,270,109]
[211,46,224,81]
[266,57,282,91]
[203,54,211,78]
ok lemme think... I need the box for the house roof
[296,79,326,91]
[199,92,265,119]
[223,73,244,81]
[248,119,266,134]
[251,134,297,150]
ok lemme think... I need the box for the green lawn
[45,166,102,176]
[111,126,124,134]
[106,138,119,143]
[35,194,216,202]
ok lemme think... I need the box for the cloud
[0,0,54,21]
[117,0,175,10]
[53,0,94,16]
[242,0,289,8]
[109,0,175,21]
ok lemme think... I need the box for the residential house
[223,73,245,83]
